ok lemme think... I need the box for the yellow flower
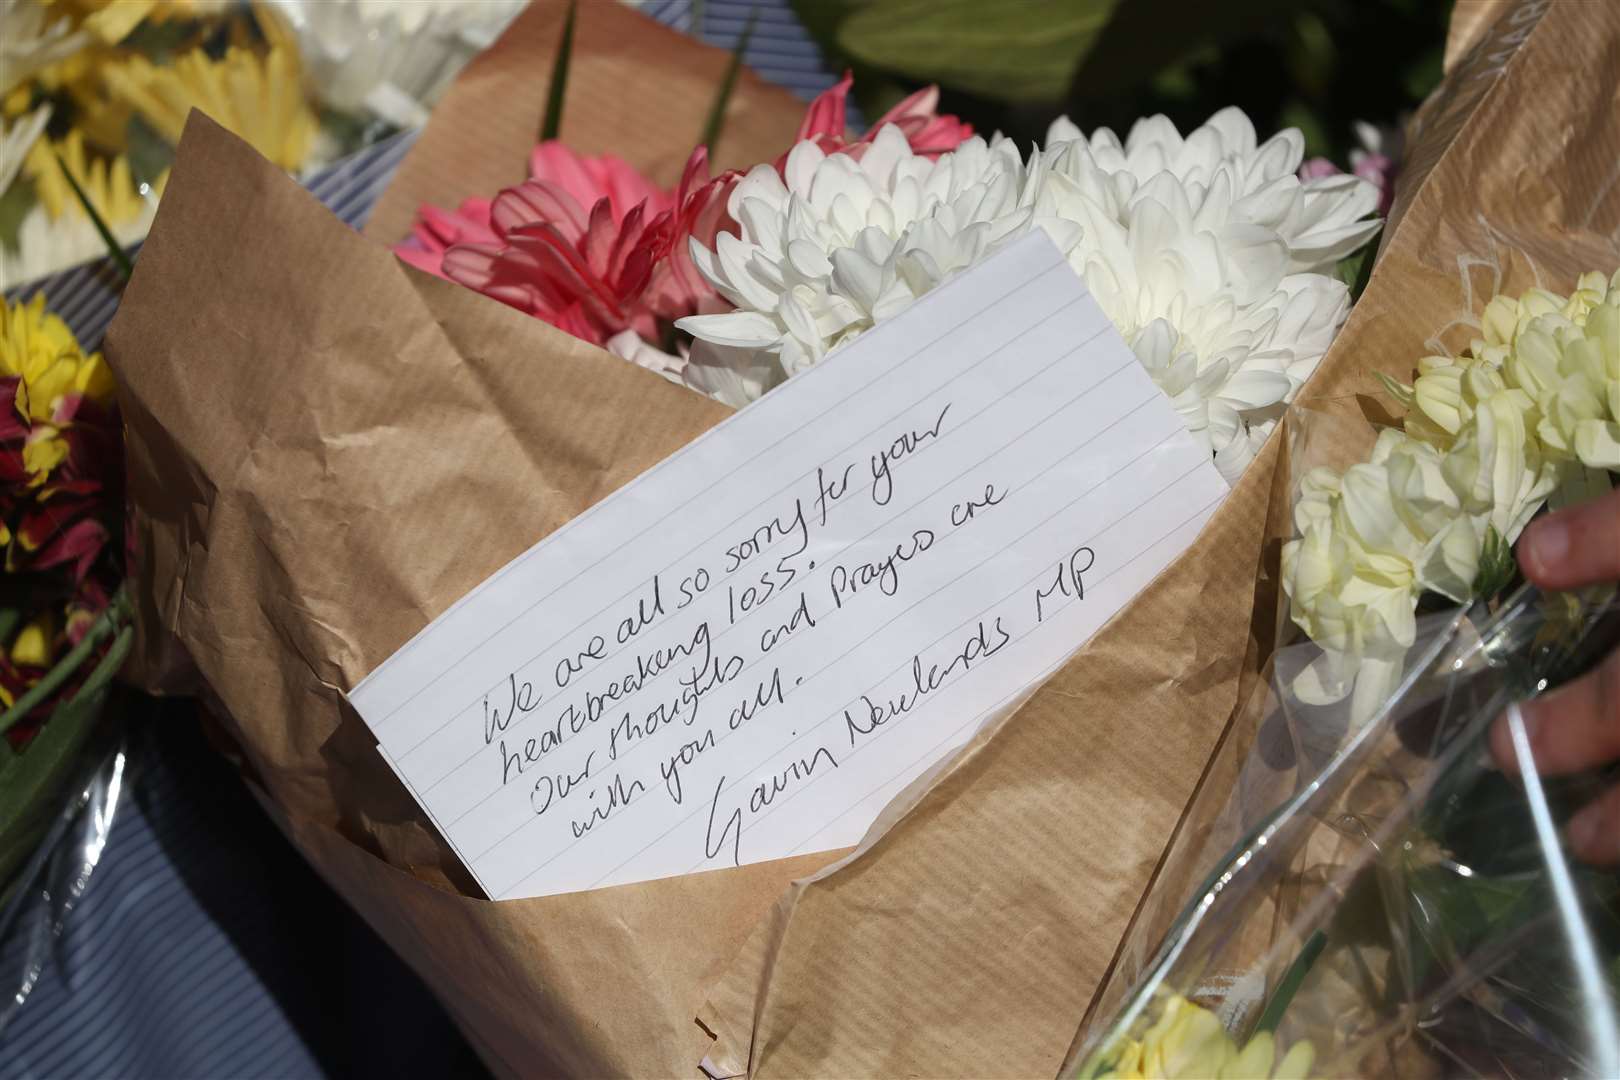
[0,293,115,481]
[100,40,317,171]
[51,0,231,43]
[10,611,56,668]
[23,127,162,227]
[1091,996,1316,1079]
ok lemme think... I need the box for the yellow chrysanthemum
[1091,996,1316,1079]
[0,293,116,481]
[101,40,316,171]
[23,127,161,227]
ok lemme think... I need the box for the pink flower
[393,75,968,352]
[430,145,734,346]
[783,71,971,167]
[1300,122,1401,216]
[395,197,497,278]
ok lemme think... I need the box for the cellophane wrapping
[1070,411,1620,1078]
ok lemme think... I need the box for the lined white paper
[349,233,1228,900]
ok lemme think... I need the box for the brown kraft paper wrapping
[696,2,1620,1077]
[106,3,840,1077]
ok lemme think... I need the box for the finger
[1568,784,1620,866]
[1491,647,1620,775]
[1518,486,1620,590]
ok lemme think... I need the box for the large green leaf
[836,0,1119,104]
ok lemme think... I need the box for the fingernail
[1569,804,1602,856]
[1528,516,1571,578]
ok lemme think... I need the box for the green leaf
[0,176,36,255]
[1471,525,1516,600]
[837,0,1119,104]
[1253,929,1327,1033]
[699,8,759,154]
[0,587,129,741]
[53,153,134,282]
[0,626,131,888]
[539,0,577,144]
[1063,0,1315,101]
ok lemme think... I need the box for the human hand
[1489,484,1620,864]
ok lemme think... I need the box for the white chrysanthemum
[677,125,1066,405]
[1026,110,1381,482]
[1044,107,1380,275]
[1,0,87,98]
[1032,148,1355,481]
[264,0,526,128]
[680,109,1379,484]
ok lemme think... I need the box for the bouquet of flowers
[90,0,1620,1075]
[1072,580,1620,1078]
[1069,259,1620,1077]
[395,62,1383,487]
[0,289,129,894]
[0,0,522,289]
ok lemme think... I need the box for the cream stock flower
[1282,410,1556,720]
[677,125,1052,399]
[1286,271,1620,722]
[1518,299,1620,470]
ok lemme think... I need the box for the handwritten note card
[350,234,1228,900]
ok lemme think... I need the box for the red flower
[783,71,973,168]
[433,146,735,346]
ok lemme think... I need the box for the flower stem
[539,0,577,143]
[1254,929,1328,1034]
[700,7,759,154]
[53,154,135,282]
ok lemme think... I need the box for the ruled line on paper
[347,233,1230,900]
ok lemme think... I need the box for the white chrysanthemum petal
[675,309,781,348]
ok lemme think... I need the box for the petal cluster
[789,70,973,164]
[263,0,526,129]
[677,126,1049,405]
[1033,108,1378,481]
[680,107,1380,484]
[1092,995,1315,1080]
[1282,269,1620,720]
[400,143,733,348]
[0,294,120,585]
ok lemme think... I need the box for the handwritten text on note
[350,234,1228,900]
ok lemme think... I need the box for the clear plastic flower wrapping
[1069,410,1620,1078]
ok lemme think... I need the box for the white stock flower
[264,0,526,128]
[677,126,1051,396]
